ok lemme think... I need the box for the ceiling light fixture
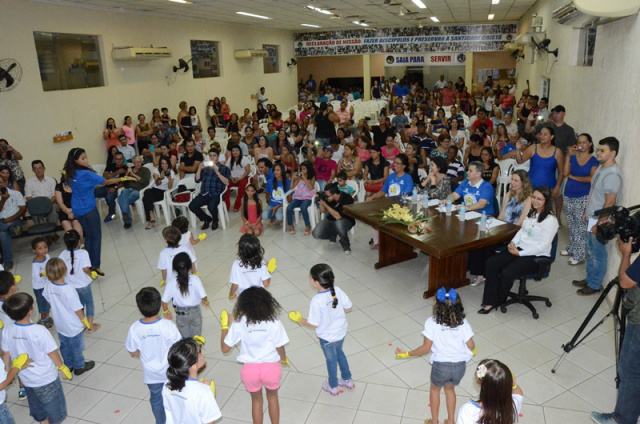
[352,20,369,27]
[169,0,192,3]
[430,16,439,22]
[488,14,495,20]
[492,0,500,4]
[306,5,333,15]
[236,11,271,19]
[301,24,320,28]
[412,0,427,9]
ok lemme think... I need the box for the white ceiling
[34,0,539,30]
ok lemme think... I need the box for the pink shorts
[240,362,282,393]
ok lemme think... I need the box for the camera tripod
[551,278,626,388]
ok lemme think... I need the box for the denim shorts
[23,377,67,424]
[430,361,466,387]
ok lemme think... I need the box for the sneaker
[572,279,588,288]
[74,360,96,376]
[568,258,584,266]
[4,262,12,271]
[577,286,601,296]
[322,381,339,396]
[338,379,355,389]
[343,247,351,255]
[560,249,570,256]
[43,317,55,329]
[124,223,132,229]
[470,276,485,287]
[590,412,617,423]
[103,214,115,223]
[18,388,26,400]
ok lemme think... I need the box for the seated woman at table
[478,185,558,314]
[420,156,451,200]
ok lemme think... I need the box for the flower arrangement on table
[371,204,434,235]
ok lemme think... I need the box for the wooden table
[344,197,520,298]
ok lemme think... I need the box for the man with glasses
[573,137,623,296]
[444,161,495,216]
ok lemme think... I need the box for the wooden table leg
[374,230,418,269]
[424,253,469,299]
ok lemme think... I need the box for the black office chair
[26,197,57,236]
[500,234,558,319]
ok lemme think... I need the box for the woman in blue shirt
[62,148,122,276]
[261,162,290,226]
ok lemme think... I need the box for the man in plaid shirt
[189,149,230,230]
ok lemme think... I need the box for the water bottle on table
[479,211,488,232]
[458,204,466,221]
[446,196,452,216]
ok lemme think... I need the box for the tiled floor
[6,208,617,423]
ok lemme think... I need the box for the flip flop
[89,323,101,333]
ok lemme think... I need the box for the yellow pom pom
[471,346,477,356]
[193,335,206,346]
[90,271,98,280]
[267,258,277,273]
[160,279,165,287]
[13,275,21,284]
[220,310,229,330]
[281,358,291,367]
[288,311,302,323]
[12,353,29,371]
[198,233,207,241]
[396,350,411,359]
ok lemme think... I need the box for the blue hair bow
[436,287,458,303]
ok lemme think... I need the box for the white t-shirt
[422,317,474,364]
[157,246,196,272]
[307,287,352,343]
[0,368,7,404]
[224,317,289,363]
[153,168,176,191]
[0,189,25,219]
[31,254,50,290]
[456,394,524,424]
[125,318,182,384]
[0,299,13,349]
[180,232,196,259]
[1,322,58,388]
[331,145,344,163]
[228,156,250,179]
[228,260,270,294]
[162,274,207,308]
[43,281,84,338]
[58,249,92,288]
[162,379,222,424]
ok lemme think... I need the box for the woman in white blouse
[478,185,558,314]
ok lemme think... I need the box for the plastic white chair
[345,179,359,200]
[418,168,428,182]
[188,185,229,230]
[164,177,198,221]
[282,181,320,232]
[496,159,515,206]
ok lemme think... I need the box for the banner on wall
[384,53,466,67]
[294,24,517,57]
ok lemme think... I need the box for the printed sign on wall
[384,53,467,67]
[294,24,517,57]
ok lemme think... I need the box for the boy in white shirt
[42,258,95,376]
[157,226,196,287]
[2,292,72,424]
[126,287,181,424]
[31,236,53,329]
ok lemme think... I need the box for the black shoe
[74,360,95,375]
[124,223,132,229]
[201,219,211,230]
[4,263,13,271]
[122,213,130,223]
[572,279,587,288]
[329,236,337,243]
[211,221,219,230]
[368,238,374,245]
[577,286,601,296]
[477,306,497,315]
[91,268,105,277]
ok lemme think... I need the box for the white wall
[516,0,640,281]
[0,0,297,174]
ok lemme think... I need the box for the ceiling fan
[397,7,418,16]
[366,0,401,6]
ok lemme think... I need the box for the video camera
[315,191,329,203]
[595,205,640,253]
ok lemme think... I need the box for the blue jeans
[147,383,166,424]
[24,378,67,424]
[75,207,102,269]
[59,331,85,370]
[312,215,354,250]
[117,188,141,223]
[317,180,327,192]
[286,199,313,227]
[0,403,14,424]
[76,285,95,318]
[94,186,118,216]
[319,337,351,389]
[613,321,640,424]
[0,219,22,264]
[262,205,283,222]
[33,288,50,315]
[586,231,608,290]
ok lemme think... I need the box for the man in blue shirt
[391,106,409,131]
[447,161,495,215]
[189,149,230,230]
[306,74,316,93]
[410,122,437,164]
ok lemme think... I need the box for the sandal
[304,229,311,236]
[289,226,296,235]
[370,244,379,250]
[145,222,155,230]
[89,323,101,333]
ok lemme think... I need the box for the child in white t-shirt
[0,270,25,400]
[43,258,96,376]
[0,352,33,423]
[157,226,196,287]
[161,252,209,339]
[162,338,221,424]
[228,234,271,300]
[457,359,524,424]
[31,237,53,329]
[2,292,73,424]
[126,287,181,424]
[222,287,289,424]
[59,230,100,332]
[289,263,354,396]
[395,287,476,424]
[172,216,205,261]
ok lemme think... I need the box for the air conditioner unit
[112,47,173,61]
[553,0,640,28]
[234,50,269,59]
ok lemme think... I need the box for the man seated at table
[444,161,495,215]
[312,182,355,255]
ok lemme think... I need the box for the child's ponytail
[172,253,192,297]
[166,338,199,392]
[310,263,338,308]
[63,230,81,275]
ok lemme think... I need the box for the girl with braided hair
[288,263,354,396]
[395,287,476,424]
[58,230,100,332]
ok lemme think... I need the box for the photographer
[591,236,640,424]
[312,183,355,254]
[189,149,230,231]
